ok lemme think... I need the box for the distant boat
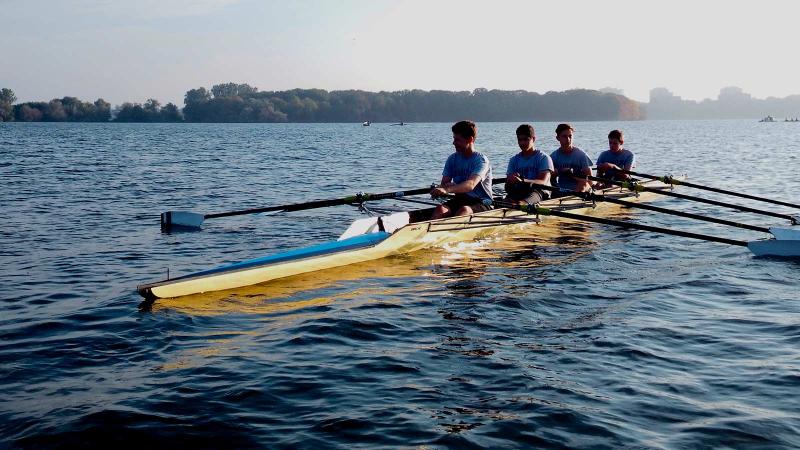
[362,121,370,126]
[391,121,406,126]
[759,115,775,122]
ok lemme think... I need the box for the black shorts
[505,183,548,204]
[443,193,492,213]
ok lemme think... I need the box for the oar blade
[770,227,800,240]
[161,211,205,230]
[748,239,800,258]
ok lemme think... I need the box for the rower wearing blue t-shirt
[550,123,593,194]
[430,120,494,219]
[596,129,635,186]
[505,124,554,205]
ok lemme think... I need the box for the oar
[162,177,507,229]
[530,183,771,234]
[495,200,748,247]
[587,176,800,225]
[496,200,800,258]
[619,170,800,209]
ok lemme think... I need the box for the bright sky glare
[3,0,798,106]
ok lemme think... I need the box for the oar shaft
[206,178,508,219]
[512,203,749,247]
[590,194,770,233]
[510,182,769,233]
[623,170,800,209]
[589,176,798,223]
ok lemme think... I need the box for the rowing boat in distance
[138,179,678,300]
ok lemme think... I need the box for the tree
[160,102,183,122]
[0,88,15,121]
[144,98,161,116]
[184,87,211,106]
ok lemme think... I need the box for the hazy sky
[3,0,798,106]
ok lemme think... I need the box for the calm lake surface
[1,120,799,448]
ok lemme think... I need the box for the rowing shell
[137,179,678,300]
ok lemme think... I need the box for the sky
[3,0,799,106]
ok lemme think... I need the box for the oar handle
[621,170,800,210]
[498,201,748,247]
[589,175,799,224]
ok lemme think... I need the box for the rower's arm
[440,174,481,194]
[516,170,552,185]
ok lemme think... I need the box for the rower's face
[609,138,623,152]
[453,133,471,153]
[557,130,573,149]
[517,134,535,151]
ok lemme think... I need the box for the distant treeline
[647,87,800,120]
[181,83,643,122]
[4,84,798,123]
[0,84,642,123]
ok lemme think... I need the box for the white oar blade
[161,211,205,229]
[748,239,800,258]
[769,227,800,240]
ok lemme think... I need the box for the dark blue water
[2,121,799,449]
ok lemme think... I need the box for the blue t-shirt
[443,151,493,201]
[550,147,593,191]
[596,149,635,179]
[506,149,554,180]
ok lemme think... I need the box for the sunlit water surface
[1,121,799,448]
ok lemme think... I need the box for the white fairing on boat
[748,239,800,257]
[338,212,410,240]
[769,227,800,240]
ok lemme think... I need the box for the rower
[550,123,593,195]
[595,129,636,187]
[504,124,554,205]
[430,120,494,219]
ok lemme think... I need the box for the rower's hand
[431,187,448,197]
[509,173,523,184]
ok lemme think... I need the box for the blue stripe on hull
[177,232,392,280]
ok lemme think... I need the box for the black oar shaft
[516,204,748,247]
[589,176,798,223]
[589,194,770,233]
[205,178,508,220]
[511,182,769,233]
[623,170,800,209]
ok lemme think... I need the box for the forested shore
[0,84,641,123]
[3,84,798,123]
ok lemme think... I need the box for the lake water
[1,120,799,448]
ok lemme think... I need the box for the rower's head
[452,120,477,154]
[555,123,574,151]
[516,124,536,152]
[608,129,624,152]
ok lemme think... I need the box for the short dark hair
[608,129,624,142]
[555,123,574,136]
[452,120,477,139]
[516,124,535,138]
